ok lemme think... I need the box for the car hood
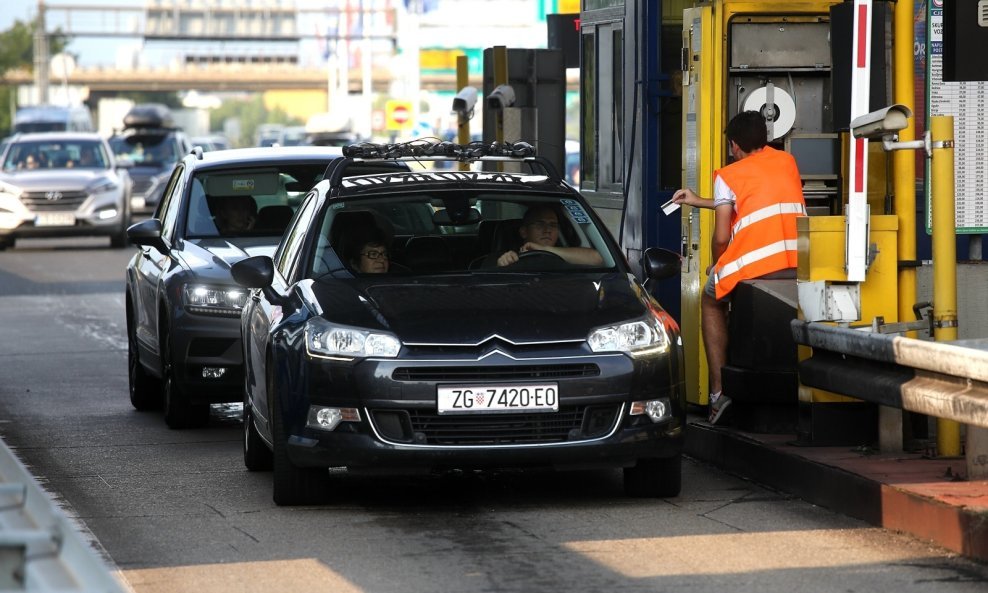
[179,238,280,279]
[0,169,115,191]
[308,273,653,344]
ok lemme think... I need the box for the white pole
[846,0,874,282]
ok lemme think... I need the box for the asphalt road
[0,237,986,593]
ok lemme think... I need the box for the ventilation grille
[391,363,599,382]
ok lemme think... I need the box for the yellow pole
[894,0,917,337]
[456,55,469,172]
[930,115,962,457]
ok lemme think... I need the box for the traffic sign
[385,100,413,131]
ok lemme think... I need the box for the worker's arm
[710,203,733,264]
[671,187,716,210]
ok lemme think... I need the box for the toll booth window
[581,22,624,191]
[581,30,597,186]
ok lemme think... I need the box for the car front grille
[391,363,600,382]
[369,404,620,446]
[131,178,152,196]
[21,190,88,211]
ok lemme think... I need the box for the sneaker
[708,394,732,425]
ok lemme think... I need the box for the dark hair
[345,225,390,265]
[521,204,559,226]
[726,111,768,153]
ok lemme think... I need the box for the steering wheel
[516,249,565,263]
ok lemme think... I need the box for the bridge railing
[0,438,127,592]
[791,320,988,477]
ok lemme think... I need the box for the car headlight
[0,181,22,198]
[88,180,119,194]
[587,315,670,356]
[183,284,248,316]
[305,317,401,360]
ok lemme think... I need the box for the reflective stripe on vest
[714,239,799,283]
[732,201,807,236]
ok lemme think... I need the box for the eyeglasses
[361,249,389,260]
[528,220,559,232]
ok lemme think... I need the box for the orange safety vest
[712,146,806,299]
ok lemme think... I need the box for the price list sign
[926,0,988,234]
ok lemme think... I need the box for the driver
[496,205,603,267]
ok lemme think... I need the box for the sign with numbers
[926,0,988,234]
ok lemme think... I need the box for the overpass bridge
[3,65,467,93]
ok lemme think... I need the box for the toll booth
[679,0,904,443]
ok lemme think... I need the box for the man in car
[213,195,258,235]
[495,205,603,267]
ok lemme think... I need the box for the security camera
[451,86,478,119]
[849,104,913,140]
[487,84,516,111]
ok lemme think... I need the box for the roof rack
[342,139,536,162]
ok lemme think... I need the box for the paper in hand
[661,197,680,215]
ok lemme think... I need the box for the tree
[210,94,302,148]
[0,19,69,135]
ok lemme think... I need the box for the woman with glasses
[495,204,603,267]
[346,225,391,274]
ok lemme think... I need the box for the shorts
[703,267,797,301]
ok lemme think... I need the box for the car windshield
[109,134,177,166]
[185,164,329,238]
[309,193,617,277]
[1,139,109,171]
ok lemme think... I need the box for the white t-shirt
[712,175,737,210]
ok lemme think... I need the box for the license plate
[437,384,559,415]
[35,212,76,227]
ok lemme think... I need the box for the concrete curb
[684,420,988,564]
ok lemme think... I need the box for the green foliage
[210,95,303,148]
[0,19,70,135]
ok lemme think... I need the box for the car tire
[271,391,330,506]
[623,454,682,498]
[0,237,12,251]
[128,312,161,410]
[161,328,210,429]
[110,227,128,248]
[243,398,273,471]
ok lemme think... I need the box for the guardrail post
[930,115,962,458]
[969,427,988,479]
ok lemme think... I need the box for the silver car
[0,132,132,249]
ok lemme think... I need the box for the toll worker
[670,110,806,425]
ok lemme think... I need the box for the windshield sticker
[232,179,255,192]
[560,198,591,224]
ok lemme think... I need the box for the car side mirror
[232,255,275,289]
[642,247,682,281]
[126,218,167,255]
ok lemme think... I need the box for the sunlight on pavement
[564,529,935,577]
[121,559,364,593]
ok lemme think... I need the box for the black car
[110,104,191,216]
[231,140,685,505]
[124,146,355,428]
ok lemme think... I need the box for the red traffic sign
[386,100,413,130]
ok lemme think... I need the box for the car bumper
[279,348,686,473]
[0,193,127,240]
[287,411,684,473]
[170,310,244,403]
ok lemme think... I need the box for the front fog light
[97,208,118,220]
[307,406,362,431]
[202,367,227,379]
[630,398,671,423]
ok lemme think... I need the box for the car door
[246,191,320,436]
[132,165,186,367]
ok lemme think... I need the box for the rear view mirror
[433,207,481,226]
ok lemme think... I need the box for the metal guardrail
[0,438,127,592]
[791,320,988,429]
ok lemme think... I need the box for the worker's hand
[672,188,700,207]
[497,250,520,267]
